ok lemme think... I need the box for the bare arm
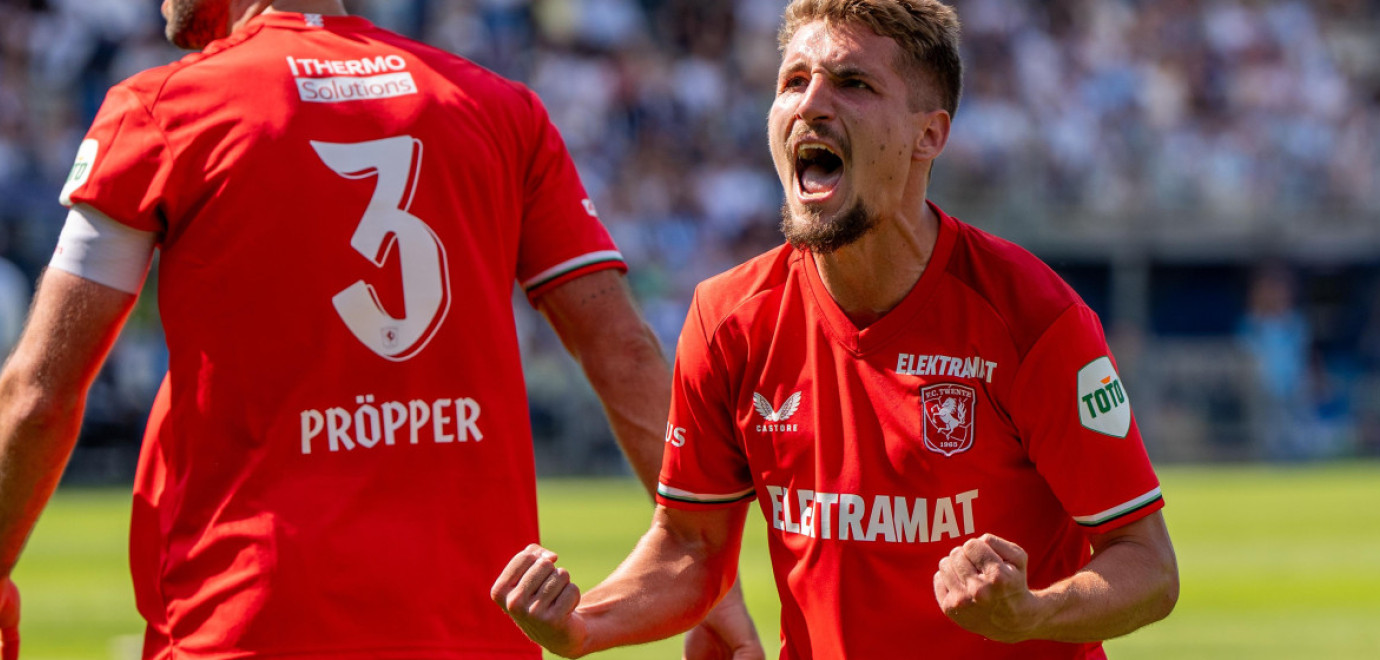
[535,270,669,496]
[534,270,764,658]
[935,510,1179,643]
[1026,511,1177,641]
[0,269,138,577]
[492,502,749,658]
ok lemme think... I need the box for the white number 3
[312,136,450,361]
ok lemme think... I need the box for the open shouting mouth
[795,141,844,202]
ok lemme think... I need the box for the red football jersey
[62,12,624,659]
[657,204,1163,659]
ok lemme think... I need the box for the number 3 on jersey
[312,137,450,361]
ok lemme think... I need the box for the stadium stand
[1,0,1377,480]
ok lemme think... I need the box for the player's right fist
[491,544,588,658]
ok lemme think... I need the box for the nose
[795,74,834,123]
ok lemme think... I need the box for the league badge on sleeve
[921,383,975,456]
[1077,356,1131,438]
[59,139,99,206]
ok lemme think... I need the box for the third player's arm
[536,269,668,495]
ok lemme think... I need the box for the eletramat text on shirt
[766,485,979,544]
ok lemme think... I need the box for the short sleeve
[1008,304,1164,533]
[60,85,172,233]
[514,90,625,303]
[656,291,754,510]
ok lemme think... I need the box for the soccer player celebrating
[0,0,761,658]
[493,1,1179,658]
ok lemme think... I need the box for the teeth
[796,143,838,159]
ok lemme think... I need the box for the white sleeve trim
[520,250,625,292]
[1072,487,1163,527]
[48,204,157,295]
[656,482,755,504]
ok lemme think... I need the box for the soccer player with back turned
[493,1,1179,658]
[0,0,761,657]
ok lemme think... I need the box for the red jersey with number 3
[656,204,1164,659]
[60,12,624,659]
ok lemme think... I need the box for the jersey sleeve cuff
[1072,486,1165,534]
[655,482,755,510]
[522,251,627,304]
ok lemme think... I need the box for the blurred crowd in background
[1,0,1378,480]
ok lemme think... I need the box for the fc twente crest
[921,383,976,456]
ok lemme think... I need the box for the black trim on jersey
[657,490,757,506]
[1074,493,1163,528]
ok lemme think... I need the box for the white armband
[48,204,157,295]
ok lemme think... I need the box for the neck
[232,0,348,32]
[812,201,940,328]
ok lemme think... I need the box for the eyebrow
[778,59,808,77]
[830,65,872,80]
[777,61,878,82]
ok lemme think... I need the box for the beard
[780,199,878,254]
[164,0,230,50]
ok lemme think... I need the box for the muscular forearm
[936,513,1178,644]
[0,380,86,576]
[495,504,747,658]
[1022,526,1179,642]
[538,271,671,496]
[577,324,669,497]
[575,515,737,653]
[0,269,136,578]
[533,273,764,657]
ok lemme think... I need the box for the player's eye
[779,74,809,93]
[842,78,870,90]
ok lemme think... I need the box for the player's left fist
[933,533,1038,643]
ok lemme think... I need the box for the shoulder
[941,215,1085,358]
[363,28,549,143]
[98,26,268,113]
[115,22,534,111]
[689,244,799,342]
[371,28,533,98]
[103,53,209,109]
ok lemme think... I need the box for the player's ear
[913,108,950,163]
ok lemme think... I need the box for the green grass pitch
[12,463,1380,659]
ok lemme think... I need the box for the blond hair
[779,0,963,115]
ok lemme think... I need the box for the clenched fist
[491,544,588,658]
[933,534,1040,643]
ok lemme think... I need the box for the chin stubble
[165,0,230,50]
[779,200,878,254]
